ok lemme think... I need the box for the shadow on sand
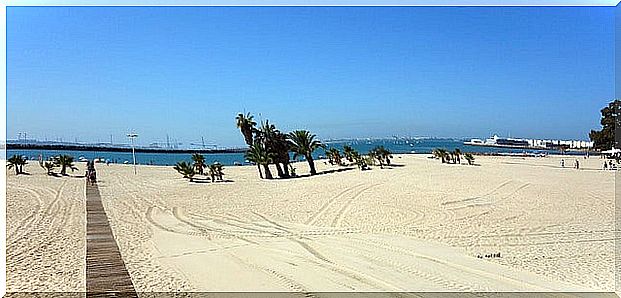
[190,177,234,184]
[292,167,355,179]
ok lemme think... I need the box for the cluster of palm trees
[432,148,475,165]
[40,154,79,175]
[369,146,393,168]
[54,155,79,175]
[325,147,343,165]
[325,145,393,170]
[173,153,224,182]
[7,155,27,175]
[7,154,80,176]
[236,113,323,179]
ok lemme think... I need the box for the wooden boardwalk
[86,182,138,297]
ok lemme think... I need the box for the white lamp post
[127,133,138,174]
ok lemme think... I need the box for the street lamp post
[127,133,138,174]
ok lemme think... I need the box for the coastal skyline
[8,6,614,146]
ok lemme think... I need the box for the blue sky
[7,6,614,147]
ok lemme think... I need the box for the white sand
[6,164,86,292]
[6,154,616,292]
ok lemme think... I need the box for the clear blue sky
[7,6,614,147]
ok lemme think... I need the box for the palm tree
[369,148,385,168]
[343,145,355,162]
[208,163,217,182]
[54,155,77,175]
[373,146,392,166]
[328,148,343,165]
[236,112,257,146]
[191,153,206,175]
[208,163,224,181]
[246,142,275,179]
[335,148,342,165]
[352,152,368,170]
[215,163,224,180]
[256,120,289,178]
[453,149,462,164]
[433,148,449,163]
[288,130,323,176]
[174,161,196,182]
[273,131,292,177]
[326,150,334,165]
[39,159,57,175]
[7,155,26,175]
[464,153,475,165]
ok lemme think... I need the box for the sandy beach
[6,154,616,292]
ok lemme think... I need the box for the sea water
[6,138,580,166]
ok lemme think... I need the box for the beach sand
[6,166,86,292]
[6,154,616,292]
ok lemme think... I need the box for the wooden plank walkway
[86,182,138,297]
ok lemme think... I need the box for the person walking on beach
[561,159,565,168]
[604,161,608,170]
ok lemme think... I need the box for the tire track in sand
[6,186,45,243]
[321,240,479,291]
[305,183,365,226]
[347,237,554,291]
[172,207,260,244]
[331,183,380,227]
[249,212,406,293]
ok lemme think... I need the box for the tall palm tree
[288,130,323,176]
[7,155,26,175]
[256,120,289,178]
[236,113,257,146]
[174,161,196,182]
[245,142,275,179]
[54,155,77,175]
[343,145,355,162]
[191,153,206,175]
[272,131,291,177]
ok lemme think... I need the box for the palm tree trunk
[243,129,254,146]
[61,165,67,175]
[14,166,19,175]
[262,164,273,179]
[306,155,317,175]
[274,163,284,178]
[256,164,263,179]
[282,161,290,177]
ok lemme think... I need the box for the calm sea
[6,139,581,166]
